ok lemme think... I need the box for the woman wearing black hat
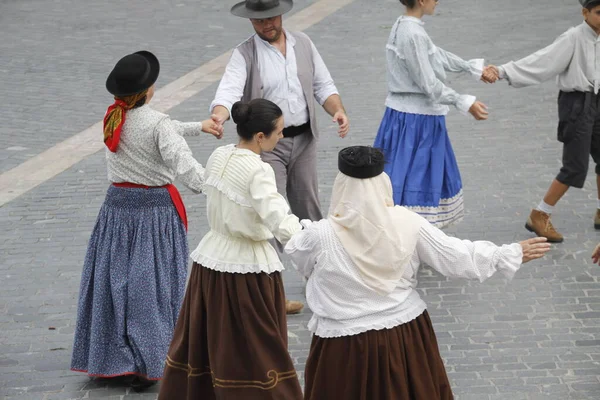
[70,50,222,391]
[285,146,551,400]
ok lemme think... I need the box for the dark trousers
[556,90,600,188]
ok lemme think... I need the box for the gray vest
[237,32,319,138]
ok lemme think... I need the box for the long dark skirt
[305,311,453,400]
[159,263,303,400]
[70,186,188,380]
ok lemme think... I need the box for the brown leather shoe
[525,209,564,243]
[286,300,304,315]
[595,209,600,230]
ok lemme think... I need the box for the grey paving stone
[1,0,600,398]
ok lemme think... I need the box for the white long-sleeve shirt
[499,22,599,94]
[385,16,483,116]
[285,218,523,338]
[191,144,301,273]
[210,31,339,128]
[106,105,205,193]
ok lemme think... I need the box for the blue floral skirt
[71,185,188,380]
[374,108,464,228]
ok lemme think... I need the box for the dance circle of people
[70,0,599,398]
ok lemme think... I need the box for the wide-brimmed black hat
[231,0,293,19]
[105,50,160,97]
[338,146,385,179]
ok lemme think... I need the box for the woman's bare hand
[519,237,551,263]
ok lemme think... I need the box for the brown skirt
[158,263,302,400]
[304,311,453,400]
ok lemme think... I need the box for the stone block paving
[1,0,600,399]
[0,0,316,174]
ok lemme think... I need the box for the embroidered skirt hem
[374,107,464,228]
[158,263,303,400]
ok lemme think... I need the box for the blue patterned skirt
[71,185,188,380]
[374,108,464,228]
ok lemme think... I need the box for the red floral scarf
[103,90,148,152]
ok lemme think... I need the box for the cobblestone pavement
[1,0,600,399]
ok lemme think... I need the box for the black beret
[338,146,385,179]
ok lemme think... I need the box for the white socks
[536,200,555,215]
[536,199,600,213]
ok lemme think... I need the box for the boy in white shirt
[487,0,600,243]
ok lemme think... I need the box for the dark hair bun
[399,0,416,8]
[232,98,283,141]
[231,101,251,125]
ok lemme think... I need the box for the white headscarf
[329,171,424,295]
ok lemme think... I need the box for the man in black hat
[209,0,350,314]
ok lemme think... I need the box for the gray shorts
[556,91,600,188]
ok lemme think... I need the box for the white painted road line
[0,0,355,206]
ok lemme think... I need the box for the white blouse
[385,16,483,116]
[285,218,523,338]
[191,144,302,273]
[106,105,206,193]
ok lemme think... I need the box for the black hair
[586,0,600,10]
[231,99,283,140]
[400,0,417,8]
[133,96,146,109]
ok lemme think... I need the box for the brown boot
[595,209,600,230]
[525,209,564,243]
[286,300,304,315]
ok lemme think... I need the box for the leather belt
[282,122,310,138]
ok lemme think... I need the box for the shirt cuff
[314,88,339,106]
[495,243,523,280]
[209,100,233,118]
[498,66,508,80]
[468,58,484,81]
[277,214,303,245]
[456,94,476,116]
[300,219,314,229]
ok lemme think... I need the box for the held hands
[473,65,500,120]
[519,237,551,263]
[201,114,224,139]
[472,65,502,120]
[481,65,499,84]
[469,100,489,121]
[333,110,350,138]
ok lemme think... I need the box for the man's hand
[322,95,349,138]
[481,65,499,84]
[201,114,224,139]
[469,100,489,121]
[333,111,349,138]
